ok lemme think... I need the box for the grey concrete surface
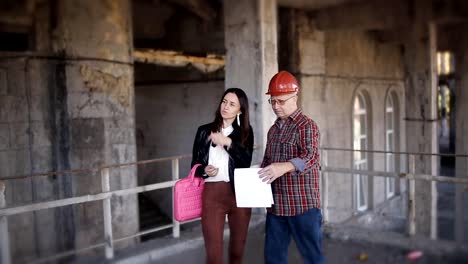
[91,214,468,264]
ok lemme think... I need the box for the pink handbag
[174,164,204,222]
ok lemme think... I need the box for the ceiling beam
[367,29,405,44]
[164,0,216,20]
[133,49,225,73]
[0,0,36,27]
[277,0,363,10]
[312,0,410,31]
[431,0,468,24]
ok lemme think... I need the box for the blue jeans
[264,208,324,264]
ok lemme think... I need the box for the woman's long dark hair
[211,88,251,146]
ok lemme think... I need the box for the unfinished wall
[133,0,224,54]
[1,0,139,262]
[53,0,139,252]
[0,58,49,262]
[224,0,278,164]
[132,0,227,219]
[453,23,468,243]
[135,79,224,217]
[289,11,406,222]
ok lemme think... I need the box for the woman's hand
[205,165,219,177]
[209,132,232,148]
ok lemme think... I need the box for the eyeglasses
[268,95,297,106]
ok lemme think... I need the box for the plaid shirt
[261,109,321,216]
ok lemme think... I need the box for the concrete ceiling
[277,0,364,10]
[0,0,36,30]
[165,0,217,20]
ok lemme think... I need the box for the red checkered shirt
[261,109,321,216]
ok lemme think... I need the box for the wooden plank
[134,49,225,69]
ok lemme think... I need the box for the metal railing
[1,148,468,263]
[0,154,192,264]
[320,147,468,240]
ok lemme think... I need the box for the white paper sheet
[234,168,274,208]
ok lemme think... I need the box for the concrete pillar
[0,181,11,264]
[448,78,456,153]
[0,57,37,262]
[454,24,468,243]
[51,0,138,251]
[224,0,278,164]
[402,2,438,237]
[291,10,327,113]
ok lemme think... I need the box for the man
[259,71,324,264]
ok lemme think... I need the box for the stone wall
[0,0,139,262]
[135,80,224,217]
[291,12,407,222]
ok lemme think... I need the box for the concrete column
[0,181,11,264]
[448,78,456,153]
[51,0,138,250]
[224,0,278,164]
[402,4,438,237]
[454,25,468,243]
[291,10,326,116]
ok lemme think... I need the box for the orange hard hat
[266,71,299,95]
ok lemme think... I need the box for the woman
[191,88,254,264]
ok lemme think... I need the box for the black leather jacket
[191,123,254,193]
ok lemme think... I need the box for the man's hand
[258,162,295,184]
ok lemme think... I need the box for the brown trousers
[202,182,252,264]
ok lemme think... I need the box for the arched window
[353,92,368,211]
[385,94,395,198]
[385,91,400,198]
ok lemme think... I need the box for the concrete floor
[100,214,468,264]
[79,131,468,264]
[150,221,467,264]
